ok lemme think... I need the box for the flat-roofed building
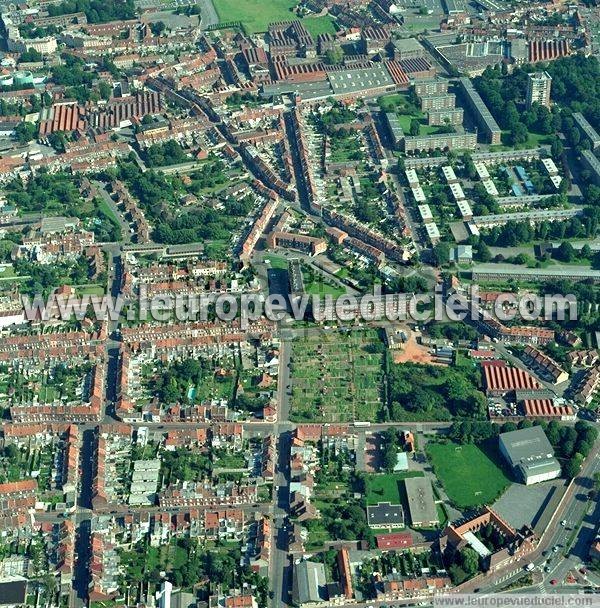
[405,168,420,187]
[367,502,405,529]
[404,477,439,527]
[412,186,426,203]
[420,94,456,111]
[573,113,600,150]
[401,131,477,153]
[425,222,441,244]
[580,149,600,186]
[498,426,560,485]
[385,113,404,148]
[456,199,473,220]
[414,79,448,97]
[442,165,458,183]
[481,179,498,196]
[458,78,501,144]
[448,182,465,201]
[526,71,552,109]
[428,107,463,126]
[392,37,425,61]
[418,204,433,223]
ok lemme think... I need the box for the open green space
[263,254,289,270]
[304,280,345,297]
[302,15,336,36]
[426,441,511,509]
[213,0,296,33]
[289,329,385,423]
[489,130,553,152]
[365,471,424,505]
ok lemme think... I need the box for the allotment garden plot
[289,329,385,422]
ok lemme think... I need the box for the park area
[212,0,336,35]
[289,329,385,423]
[426,441,512,509]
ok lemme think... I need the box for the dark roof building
[0,579,27,607]
[367,502,405,528]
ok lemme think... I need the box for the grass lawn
[365,471,424,505]
[76,284,105,296]
[97,198,122,230]
[305,280,345,297]
[306,519,331,549]
[426,440,511,509]
[263,254,289,270]
[213,0,296,32]
[213,452,246,469]
[490,130,553,152]
[302,15,337,36]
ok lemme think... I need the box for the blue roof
[511,184,523,196]
[515,166,528,180]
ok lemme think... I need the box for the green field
[489,130,553,152]
[302,15,336,36]
[213,0,296,32]
[427,441,511,509]
[305,280,345,297]
[213,0,336,34]
[263,254,289,269]
[366,471,424,505]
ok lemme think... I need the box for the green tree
[409,119,421,136]
[14,121,38,143]
[325,47,343,65]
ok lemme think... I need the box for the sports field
[426,441,511,509]
[213,0,336,34]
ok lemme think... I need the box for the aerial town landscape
[2,0,600,606]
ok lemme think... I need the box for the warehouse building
[293,560,327,606]
[392,37,425,61]
[499,426,561,485]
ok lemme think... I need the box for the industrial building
[293,561,327,606]
[498,426,561,485]
[392,38,425,61]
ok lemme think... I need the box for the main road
[472,441,600,594]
